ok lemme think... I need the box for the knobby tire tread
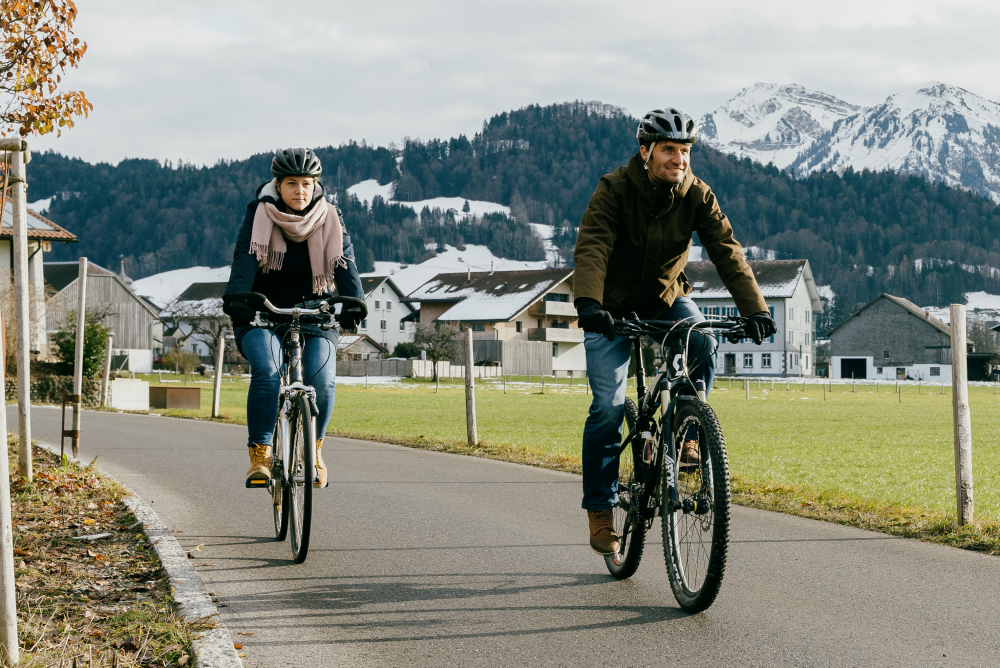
[605,397,647,579]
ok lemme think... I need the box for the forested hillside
[31,100,1000,325]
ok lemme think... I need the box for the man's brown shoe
[588,510,620,555]
[680,439,701,467]
[314,439,328,488]
[246,443,272,488]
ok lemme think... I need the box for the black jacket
[223,181,365,350]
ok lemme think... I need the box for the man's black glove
[222,300,256,326]
[745,311,777,344]
[575,297,615,341]
[337,304,367,331]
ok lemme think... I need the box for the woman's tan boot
[314,439,328,488]
[246,443,272,488]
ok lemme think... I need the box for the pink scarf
[249,184,346,294]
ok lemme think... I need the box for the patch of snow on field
[346,179,394,204]
[346,179,510,219]
[132,266,231,307]
[337,375,404,386]
[27,197,52,214]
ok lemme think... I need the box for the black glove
[223,300,256,326]
[337,305,367,331]
[575,298,615,341]
[745,311,777,344]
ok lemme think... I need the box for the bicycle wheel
[605,397,647,579]
[661,399,731,612]
[288,394,316,563]
[272,417,289,542]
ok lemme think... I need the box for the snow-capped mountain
[789,83,1000,203]
[699,83,862,169]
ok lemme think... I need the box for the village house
[337,334,389,361]
[1,201,78,357]
[158,281,228,363]
[44,261,162,372]
[356,275,417,355]
[827,293,958,380]
[404,268,584,377]
[685,259,823,377]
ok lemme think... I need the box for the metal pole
[10,146,33,480]
[950,304,973,525]
[464,329,477,446]
[212,329,225,418]
[100,333,113,407]
[72,257,88,457]
[0,310,18,664]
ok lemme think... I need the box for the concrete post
[11,145,31,480]
[950,304,973,525]
[0,310,17,664]
[72,257,88,457]
[464,328,477,446]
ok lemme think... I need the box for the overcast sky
[26,0,1000,166]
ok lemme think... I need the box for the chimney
[467,267,471,284]
[489,261,494,276]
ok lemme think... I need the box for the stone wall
[4,376,103,406]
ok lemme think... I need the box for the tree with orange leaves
[1,0,91,137]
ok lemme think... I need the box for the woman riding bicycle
[222,148,366,488]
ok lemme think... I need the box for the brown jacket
[574,152,767,318]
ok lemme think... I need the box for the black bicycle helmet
[271,147,323,178]
[636,108,698,145]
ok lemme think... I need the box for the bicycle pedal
[246,477,270,489]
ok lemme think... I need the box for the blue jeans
[240,328,339,448]
[581,297,716,511]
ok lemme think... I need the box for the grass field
[135,373,1000,523]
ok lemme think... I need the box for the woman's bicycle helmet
[636,108,698,145]
[271,148,323,178]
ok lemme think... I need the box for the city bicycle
[224,291,366,563]
[605,314,747,612]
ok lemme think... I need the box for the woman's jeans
[581,297,716,511]
[239,328,339,448]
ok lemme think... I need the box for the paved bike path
[15,405,1000,667]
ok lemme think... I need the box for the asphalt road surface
[15,405,1000,667]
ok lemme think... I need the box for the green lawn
[135,374,1000,521]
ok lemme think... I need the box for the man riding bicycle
[573,108,777,556]
[222,148,366,488]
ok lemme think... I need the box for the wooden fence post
[745,379,749,400]
[10,145,32,480]
[464,329,477,446]
[0,306,18,664]
[71,257,88,457]
[101,332,113,407]
[950,304,973,525]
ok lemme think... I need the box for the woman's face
[278,176,316,211]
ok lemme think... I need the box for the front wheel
[661,399,731,612]
[272,417,289,541]
[289,394,316,563]
[604,397,647,579]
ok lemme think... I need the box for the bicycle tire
[289,394,316,563]
[604,397,647,579]
[661,399,731,612]
[272,417,289,541]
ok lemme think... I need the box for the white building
[357,275,417,355]
[685,259,824,377]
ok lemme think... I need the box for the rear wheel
[289,394,316,563]
[661,399,731,612]
[604,397,647,579]
[272,416,289,542]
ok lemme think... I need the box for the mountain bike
[225,291,367,563]
[605,314,747,612]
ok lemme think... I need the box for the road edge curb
[34,441,242,668]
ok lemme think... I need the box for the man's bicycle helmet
[636,108,698,145]
[271,147,323,178]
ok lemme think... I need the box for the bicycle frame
[274,318,320,488]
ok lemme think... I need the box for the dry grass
[9,438,209,667]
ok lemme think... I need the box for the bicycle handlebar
[613,316,749,343]
[224,292,367,316]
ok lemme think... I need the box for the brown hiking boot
[314,439,328,488]
[246,443,272,488]
[588,510,620,555]
[680,439,701,467]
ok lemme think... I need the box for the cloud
[26,0,1000,166]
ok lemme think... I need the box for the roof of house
[177,282,227,301]
[338,334,389,354]
[686,259,823,311]
[827,293,952,338]
[2,201,77,242]
[43,261,115,293]
[405,268,574,323]
[359,275,414,310]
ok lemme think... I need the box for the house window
[727,307,737,317]
[806,310,811,325]
[883,350,890,359]
[553,343,558,356]
[537,319,542,328]
[768,306,775,343]
[544,293,569,302]
[375,300,380,309]
[380,320,387,330]
[761,353,771,368]
[743,353,753,368]
[470,323,486,332]
[386,301,392,311]
[399,321,405,330]
[516,321,522,333]
[360,319,367,329]
[877,367,883,374]
[805,332,810,345]
[788,331,795,345]
[788,306,794,320]
[381,287,385,294]
[930,367,941,376]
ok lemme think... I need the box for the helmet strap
[643,142,656,171]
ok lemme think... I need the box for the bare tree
[160,296,228,362]
[413,322,461,381]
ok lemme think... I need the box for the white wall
[552,341,586,376]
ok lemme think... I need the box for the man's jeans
[581,297,716,511]
[240,328,339,448]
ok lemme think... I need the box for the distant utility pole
[950,304,973,525]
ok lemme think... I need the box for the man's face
[640,141,691,186]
